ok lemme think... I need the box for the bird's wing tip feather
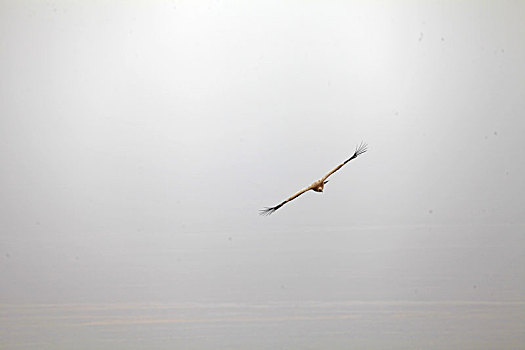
[259,200,287,216]
[259,202,285,215]
[259,207,277,216]
[355,142,368,156]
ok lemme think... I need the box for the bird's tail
[323,180,329,184]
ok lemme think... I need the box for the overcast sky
[1,0,524,308]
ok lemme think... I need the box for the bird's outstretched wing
[321,142,367,182]
[259,185,313,216]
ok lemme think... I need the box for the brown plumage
[259,142,367,215]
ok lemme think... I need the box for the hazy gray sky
[2,1,525,349]
[1,0,524,314]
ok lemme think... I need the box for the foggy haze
[1,1,524,349]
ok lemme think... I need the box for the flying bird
[259,142,367,216]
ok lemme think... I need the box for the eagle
[259,142,367,215]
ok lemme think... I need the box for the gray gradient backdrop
[1,1,524,349]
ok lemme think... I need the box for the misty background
[1,1,524,349]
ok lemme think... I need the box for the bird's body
[308,179,325,192]
[259,142,367,215]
